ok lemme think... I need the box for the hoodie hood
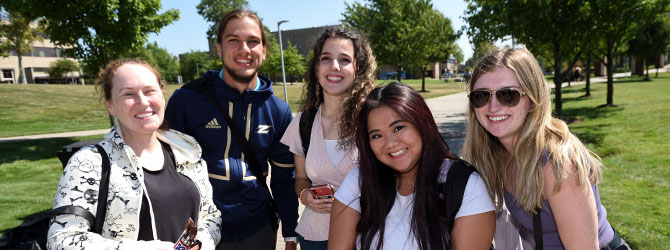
[202,70,274,103]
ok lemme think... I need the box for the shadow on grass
[0,208,51,234]
[561,104,624,120]
[561,105,623,148]
[0,138,79,165]
[570,123,611,148]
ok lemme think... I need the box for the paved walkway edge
[0,128,110,142]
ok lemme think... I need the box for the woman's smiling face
[367,105,422,177]
[472,67,530,147]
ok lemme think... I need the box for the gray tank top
[503,153,614,249]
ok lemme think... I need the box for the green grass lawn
[558,75,670,249]
[0,79,463,138]
[0,76,667,248]
[0,134,103,233]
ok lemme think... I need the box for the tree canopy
[259,32,305,82]
[589,0,668,106]
[0,9,43,84]
[139,42,180,83]
[47,58,79,79]
[196,0,248,42]
[2,0,179,75]
[464,0,593,117]
[343,0,460,86]
[179,50,214,82]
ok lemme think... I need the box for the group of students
[45,8,629,250]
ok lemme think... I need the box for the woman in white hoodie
[47,58,221,250]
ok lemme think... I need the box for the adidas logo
[205,118,222,129]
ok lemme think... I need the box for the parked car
[381,71,406,80]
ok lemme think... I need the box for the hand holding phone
[309,184,335,200]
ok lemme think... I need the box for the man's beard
[224,64,259,84]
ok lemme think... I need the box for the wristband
[284,236,298,243]
[298,188,308,205]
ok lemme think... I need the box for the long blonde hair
[462,48,603,213]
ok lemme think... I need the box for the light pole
[278,20,289,103]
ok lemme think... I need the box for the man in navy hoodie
[165,9,298,250]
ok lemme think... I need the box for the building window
[3,70,13,79]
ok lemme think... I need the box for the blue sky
[148,0,474,60]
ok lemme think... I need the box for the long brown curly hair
[302,26,377,146]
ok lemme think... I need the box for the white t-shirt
[334,159,495,249]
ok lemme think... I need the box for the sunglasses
[469,87,527,108]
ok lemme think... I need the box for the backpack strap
[298,107,318,156]
[0,145,110,249]
[533,208,543,250]
[93,144,110,234]
[440,160,477,233]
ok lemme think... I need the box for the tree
[196,0,248,42]
[0,10,42,84]
[415,9,459,91]
[344,0,457,84]
[259,33,305,83]
[451,45,464,65]
[47,58,79,79]
[179,50,211,82]
[465,0,593,118]
[2,0,180,74]
[628,16,670,81]
[281,41,306,79]
[465,41,499,72]
[590,0,667,106]
[139,42,180,83]
[259,32,281,78]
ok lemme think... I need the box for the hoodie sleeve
[268,103,299,238]
[166,88,189,134]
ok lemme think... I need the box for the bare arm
[452,211,495,250]
[544,161,599,250]
[294,154,334,213]
[328,199,359,250]
[294,154,312,196]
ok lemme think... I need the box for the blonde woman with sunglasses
[462,48,629,250]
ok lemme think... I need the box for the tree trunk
[585,52,592,97]
[553,47,563,118]
[396,69,403,82]
[18,54,26,84]
[645,61,650,81]
[606,41,614,106]
[421,67,427,92]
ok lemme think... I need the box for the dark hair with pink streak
[354,81,459,250]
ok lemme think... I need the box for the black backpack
[298,106,319,156]
[0,145,111,250]
[439,160,477,233]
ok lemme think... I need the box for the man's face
[216,17,266,84]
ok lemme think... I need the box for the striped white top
[280,106,359,241]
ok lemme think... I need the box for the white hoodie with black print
[47,126,222,250]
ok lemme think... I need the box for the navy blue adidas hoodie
[165,70,298,242]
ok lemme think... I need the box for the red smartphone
[309,184,335,199]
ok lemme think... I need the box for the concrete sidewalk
[0,128,110,142]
